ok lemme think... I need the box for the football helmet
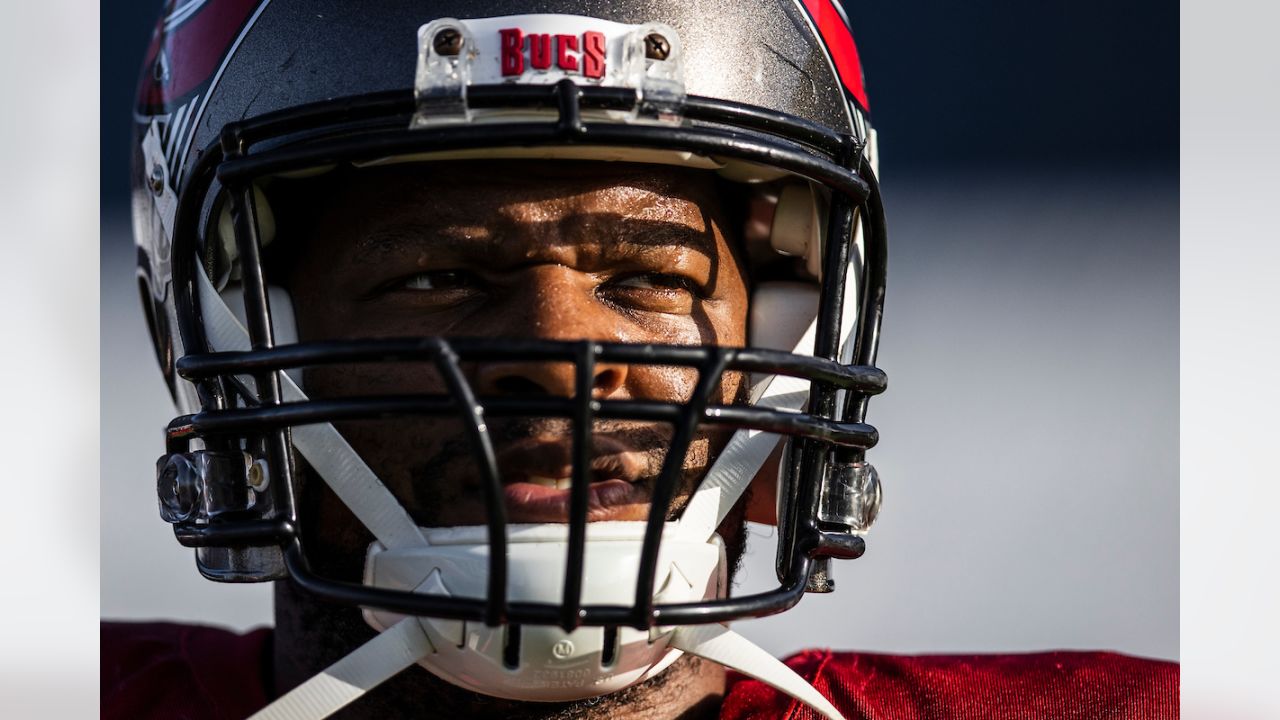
[132,1,887,718]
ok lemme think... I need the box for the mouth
[493,435,654,523]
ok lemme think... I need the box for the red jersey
[722,648,1178,719]
[102,622,272,720]
[102,622,1178,719]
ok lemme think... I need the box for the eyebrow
[352,224,483,260]
[351,217,716,263]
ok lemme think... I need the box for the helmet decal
[137,0,265,115]
[135,0,271,187]
[499,28,608,78]
[797,0,869,112]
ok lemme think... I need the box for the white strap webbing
[249,617,435,720]
[673,317,818,541]
[197,271,427,551]
[251,619,843,720]
[671,623,845,720]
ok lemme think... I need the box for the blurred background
[101,0,1178,664]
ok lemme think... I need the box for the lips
[493,435,653,522]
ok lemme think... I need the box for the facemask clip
[156,450,260,523]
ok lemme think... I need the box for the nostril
[592,367,626,396]
[491,375,549,396]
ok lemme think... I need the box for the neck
[272,582,726,720]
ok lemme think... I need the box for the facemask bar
[172,337,881,622]
[777,146,888,590]
[163,79,887,629]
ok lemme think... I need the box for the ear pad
[216,184,277,252]
[747,281,819,402]
[210,182,303,385]
[769,183,823,278]
[210,184,277,288]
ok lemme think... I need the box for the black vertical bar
[434,342,508,626]
[843,160,888,427]
[170,149,228,413]
[554,78,584,136]
[560,341,596,631]
[600,625,619,666]
[795,139,857,580]
[502,624,522,669]
[229,185,274,345]
[811,136,861,418]
[811,193,854,422]
[228,182,299,528]
[632,350,729,627]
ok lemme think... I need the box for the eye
[398,270,480,291]
[611,273,700,293]
[365,269,485,308]
[600,272,704,314]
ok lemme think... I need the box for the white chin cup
[362,522,728,702]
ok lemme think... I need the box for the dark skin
[269,161,771,718]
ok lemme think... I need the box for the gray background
[101,2,1177,661]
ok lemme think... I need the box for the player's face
[275,161,750,561]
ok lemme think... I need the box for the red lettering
[499,28,524,76]
[555,34,579,72]
[529,33,552,70]
[501,28,606,78]
[582,31,606,79]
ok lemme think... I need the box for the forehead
[288,160,725,222]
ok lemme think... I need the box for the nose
[474,357,628,399]
[472,265,630,399]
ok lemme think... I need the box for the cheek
[625,364,702,404]
[302,364,455,492]
[283,259,352,341]
[616,289,751,404]
[303,362,446,398]
[620,344,746,406]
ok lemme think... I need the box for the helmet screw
[433,28,463,56]
[644,33,670,60]
[149,163,165,195]
[247,458,270,491]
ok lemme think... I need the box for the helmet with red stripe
[132,1,887,717]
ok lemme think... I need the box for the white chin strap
[197,270,843,720]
